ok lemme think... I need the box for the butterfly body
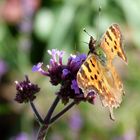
[77,24,127,120]
[95,47,107,66]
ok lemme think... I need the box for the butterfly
[77,24,127,120]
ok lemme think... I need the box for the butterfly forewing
[99,24,127,95]
[77,54,104,96]
[77,54,122,107]
[100,24,127,64]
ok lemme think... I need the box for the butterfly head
[89,36,96,53]
[83,29,97,54]
[88,36,107,66]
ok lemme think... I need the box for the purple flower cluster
[14,49,98,140]
[15,49,96,105]
[32,49,96,104]
[15,75,40,103]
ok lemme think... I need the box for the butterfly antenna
[74,43,78,54]
[96,5,102,41]
[82,41,88,45]
[83,28,92,37]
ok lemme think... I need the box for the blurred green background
[0,0,140,140]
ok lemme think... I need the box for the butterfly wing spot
[111,48,114,52]
[84,61,92,72]
[97,70,100,75]
[94,74,97,80]
[90,76,94,80]
[109,25,118,38]
[98,80,102,90]
[106,31,113,41]
[117,51,123,58]
[90,59,95,67]
[105,38,110,46]
[114,45,117,50]
[114,40,117,45]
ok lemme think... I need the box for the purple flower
[71,80,80,94]
[48,49,64,65]
[15,75,40,103]
[68,54,86,74]
[32,49,96,104]
[113,129,136,140]
[14,132,29,140]
[10,132,36,140]
[33,49,65,85]
[19,0,36,33]
[32,62,49,76]
[122,129,136,140]
[62,69,70,79]
[57,50,64,65]
[69,111,83,132]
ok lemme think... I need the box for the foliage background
[0,0,140,139]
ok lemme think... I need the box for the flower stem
[44,96,60,123]
[37,124,48,140]
[49,101,75,124]
[30,101,44,124]
[37,96,60,140]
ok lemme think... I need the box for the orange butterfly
[77,24,127,120]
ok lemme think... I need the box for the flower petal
[71,80,80,94]
[62,69,70,78]
[32,62,43,72]
[32,63,49,76]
